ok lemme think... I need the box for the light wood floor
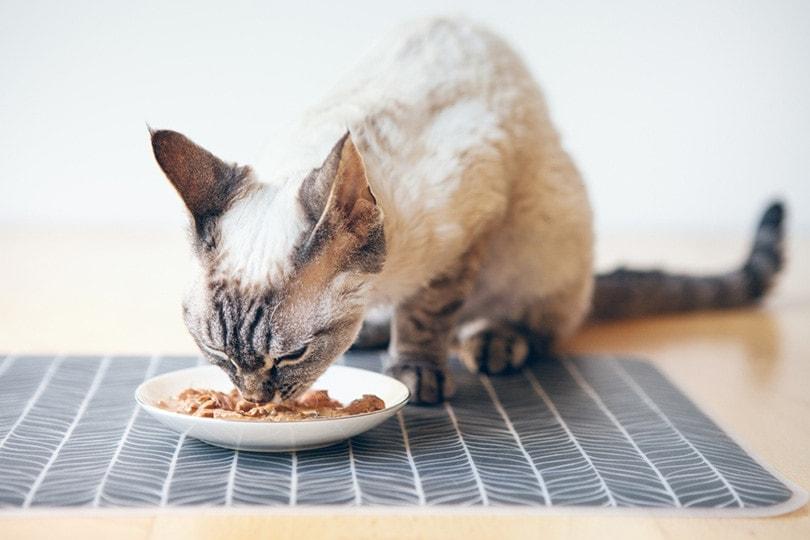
[1,227,808,539]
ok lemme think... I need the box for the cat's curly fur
[152,18,784,404]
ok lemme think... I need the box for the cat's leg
[352,320,391,349]
[456,285,591,374]
[456,319,537,374]
[351,306,391,350]
[386,252,480,404]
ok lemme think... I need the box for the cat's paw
[386,356,454,404]
[457,320,529,374]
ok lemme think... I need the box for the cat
[150,18,784,404]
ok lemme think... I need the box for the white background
[1,0,808,233]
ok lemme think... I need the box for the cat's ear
[329,133,378,220]
[299,132,385,272]
[150,129,250,222]
[300,133,377,222]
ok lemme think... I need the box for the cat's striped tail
[590,201,785,321]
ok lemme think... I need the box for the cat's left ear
[299,132,385,273]
[150,128,251,230]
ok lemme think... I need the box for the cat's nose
[239,389,266,402]
[238,371,273,402]
[241,388,282,403]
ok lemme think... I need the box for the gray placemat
[0,354,804,515]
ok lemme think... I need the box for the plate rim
[135,363,410,425]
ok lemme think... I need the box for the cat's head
[151,129,385,402]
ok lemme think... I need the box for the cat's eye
[276,345,308,364]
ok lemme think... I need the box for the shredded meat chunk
[158,388,385,421]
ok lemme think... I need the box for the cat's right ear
[150,129,251,223]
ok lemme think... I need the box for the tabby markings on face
[154,129,385,401]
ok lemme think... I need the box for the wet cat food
[158,388,385,421]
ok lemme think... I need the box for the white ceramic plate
[135,364,409,452]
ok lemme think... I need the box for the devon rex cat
[150,18,784,404]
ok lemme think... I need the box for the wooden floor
[1,227,808,539]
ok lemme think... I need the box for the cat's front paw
[457,320,530,374]
[386,355,454,404]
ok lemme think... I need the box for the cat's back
[336,18,532,113]
[262,18,538,181]
[369,18,510,86]
[257,18,586,307]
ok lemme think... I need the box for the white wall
[1,0,808,232]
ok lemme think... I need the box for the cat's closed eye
[276,345,309,365]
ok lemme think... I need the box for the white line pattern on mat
[160,433,187,507]
[397,411,425,506]
[480,374,550,506]
[225,450,238,506]
[611,360,744,507]
[23,357,111,508]
[92,356,159,507]
[0,354,797,510]
[444,402,488,506]
[0,356,63,451]
[523,369,617,507]
[347,439,362,505]
[562,358,681,507]
[289,450,298,506]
